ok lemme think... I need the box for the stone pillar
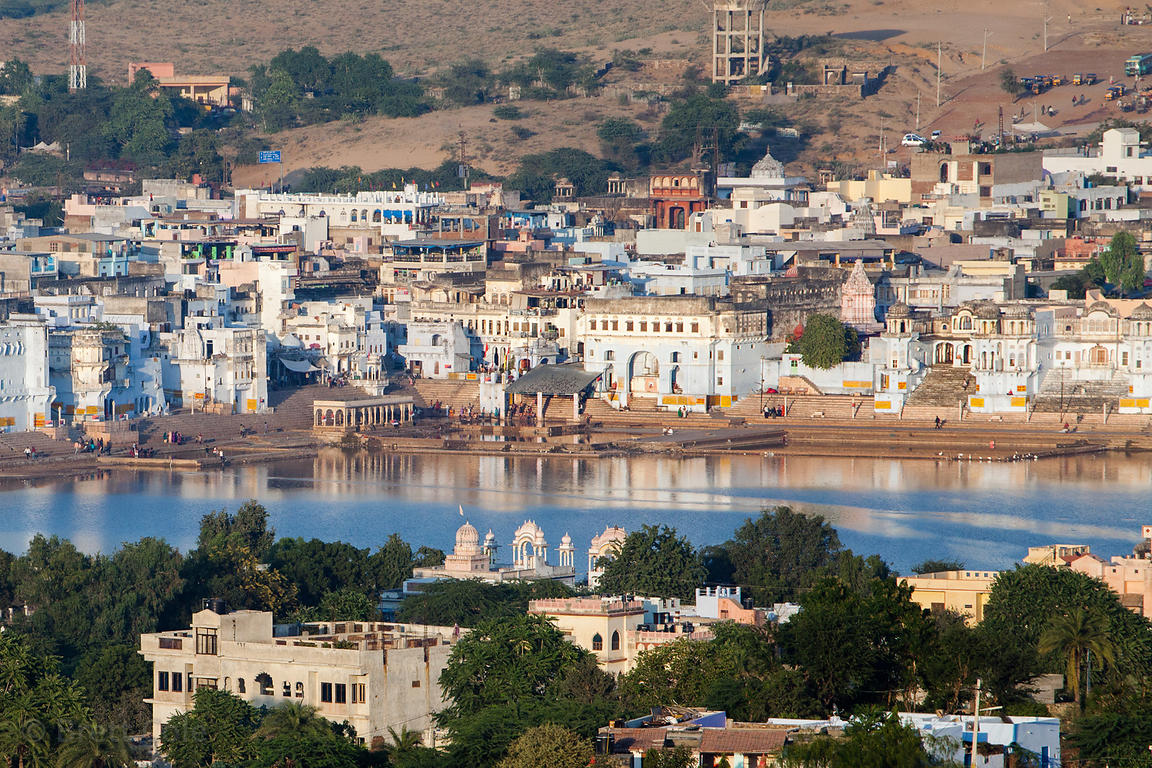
[572,393,580,421]
[537,391,544,423]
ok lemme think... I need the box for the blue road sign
[258,150,281,164]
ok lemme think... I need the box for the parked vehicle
[901,132,927,146]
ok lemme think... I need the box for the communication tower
[711,0,768,84]
[68,0,86,91]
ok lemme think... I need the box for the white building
[0,320,54,431]
[580,295,769,410]
[159,326,268,413]
[397,320,473,378]
[408,520,576,588]
[1043,127,1152,190]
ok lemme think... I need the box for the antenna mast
[69,0,86,91]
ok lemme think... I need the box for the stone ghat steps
[1033,370,1131,413]
[0,431,76,460]
[905,366,975,407]
[402,379,481,413]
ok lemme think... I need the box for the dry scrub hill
[7,0,1152,179]
[0,0,705,82]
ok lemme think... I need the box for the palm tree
[55,722,131,768]
[255,701,331,741]
[1038,607,1116,708]
[382,727,422,763]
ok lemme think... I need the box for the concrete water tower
[711,0,768,84]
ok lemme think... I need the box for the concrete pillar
[537,391,544,423]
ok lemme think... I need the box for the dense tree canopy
[595,524,706,600]
[788,314,861,370]
[718,507,844,604]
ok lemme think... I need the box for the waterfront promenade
[1,382,1151,481]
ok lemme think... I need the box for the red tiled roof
[700,729,789,755]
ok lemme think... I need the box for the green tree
[103,73,174,167]
[71,645,151,734]
[643,746,696,768]
[0,59,32,95]
[999,68,1025,99]
[160,689,259,768]
[315,587,378,621]
[1097,230,1145,295]
[1038,607,1116,708]
[718,506,843,604]
[789,314,860,370]
[497,723,591,768]
[780,576,929,712]
[910,560,964,575]
[398,578,572,628]
[370,533,415,591]
[595,525,705,600]
[980,565,1151,705]
[440,60,495,106]
[597,117,644,168]
[54,722,131,768]
[657,92,740,162]
[439,613,586,720]
[197,501,275,557]
[782,709,943,767]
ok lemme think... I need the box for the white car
[901,132,927,146]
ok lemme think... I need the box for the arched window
[237,678,246,694]
[350,210,358,222]
[611,631,620,651]
[591,633,603,651]
[295,682,304,698]
[255,673,273,696]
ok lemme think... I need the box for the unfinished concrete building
[711,0,768,84]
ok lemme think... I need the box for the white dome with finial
[560,532,573,547]
[455,520,481,556]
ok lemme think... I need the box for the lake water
[0,449,1148,573]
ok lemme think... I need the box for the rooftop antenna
[68,0,86,91]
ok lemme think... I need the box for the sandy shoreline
[0,414,1147,485]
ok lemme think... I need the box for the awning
[279,358,320,373]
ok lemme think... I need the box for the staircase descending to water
[904,366,975,408]
[1032,368,1130,413]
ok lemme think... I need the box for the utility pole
[1043,9,1053,51]
[936,43,943,107]
[970,678,982,768]
[982,28,991,71]
[916,91,921,129]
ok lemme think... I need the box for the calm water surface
[0,450,1149,573]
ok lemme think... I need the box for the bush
[493,105,523,120]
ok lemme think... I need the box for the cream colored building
[1023,544,1091,567]
[139,605,457,750]
[529,596,712,673]
[901,570,999,625]
[826,171,913,204]
[529,597,647,674]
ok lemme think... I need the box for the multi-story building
[901,569,999,625]
[139,603,457,750]
[579,295,769,410]
[159,326,268,413]
[0,319,54,431]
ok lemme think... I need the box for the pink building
[1069,527,1152,618]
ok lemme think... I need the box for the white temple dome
[455,521,481,555]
